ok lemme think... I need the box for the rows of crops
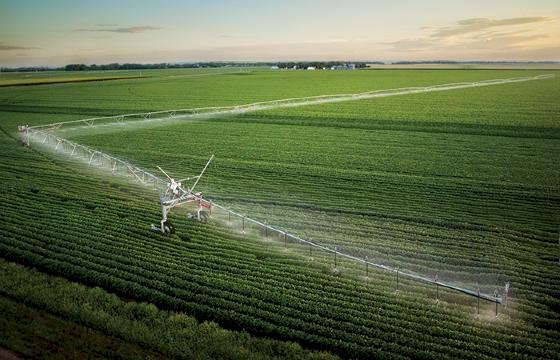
[25,125,523,300]
[3,69,551,115]
[1,259,330,359]
[1,128,558,358]
[1,69,559,358]
[68,115,559,303]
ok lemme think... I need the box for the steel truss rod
[197,198,504,304]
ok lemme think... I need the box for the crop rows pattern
[1,69,559,359]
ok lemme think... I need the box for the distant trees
[64,64,89,71]
[62,62,260,71]
[3,61,373,73]
[61,61,370,72]
[276,62,369,70]
[66,63,157,71]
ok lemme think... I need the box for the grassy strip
[0,259,335,360]
[0,296,164,359]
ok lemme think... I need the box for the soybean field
[1,68,559,359]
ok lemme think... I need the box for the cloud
[430,17,552,38]
[389,33,549,53]
[384,16,558,59]
[0,42,38,51]
[464,34,548,50]
[469,29,527,40]
[75,26,160,34]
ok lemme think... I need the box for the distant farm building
[331,63,356,70]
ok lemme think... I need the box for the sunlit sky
[1,0,559,67]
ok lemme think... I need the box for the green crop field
[1,68,559,359]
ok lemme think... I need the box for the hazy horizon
[1,0,559,67]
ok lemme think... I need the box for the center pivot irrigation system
[17,123,510,312]
[152,155,214,234]
[16,73,551,312]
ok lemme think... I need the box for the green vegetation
[1,68,550,115]
[1,68,559,359]
[0,259,331,359]
[0,71,144,87]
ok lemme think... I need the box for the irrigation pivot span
[22,126,506,307]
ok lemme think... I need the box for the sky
[1,0,559,67]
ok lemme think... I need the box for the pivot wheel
[198,210,209,222]
[162,220,175,234]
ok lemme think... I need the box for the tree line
[1,61,374,72]
[276,62,372,69]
